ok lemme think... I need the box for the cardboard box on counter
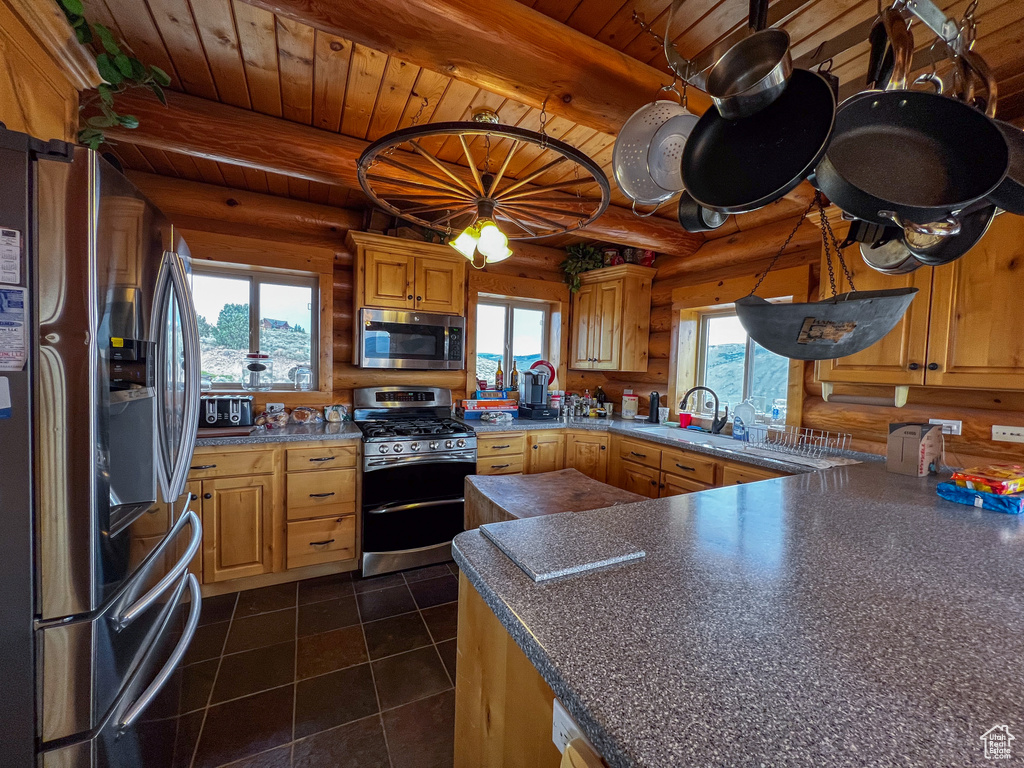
[887,423,942,477]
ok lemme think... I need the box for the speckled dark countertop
[195,421,361,447]
[453,461,1024,767]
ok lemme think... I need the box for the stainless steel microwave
[359,308,465,369]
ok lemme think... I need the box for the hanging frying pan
[681,69,836,214]
[989,120,1024,215]
[813,9,1008,227]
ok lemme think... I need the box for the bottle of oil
[510,360,519,391]
[495,359,504,390]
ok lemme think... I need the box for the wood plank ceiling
[87,0,1024,225]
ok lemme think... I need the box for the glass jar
[241,352,274,391]
[294,365,313,391]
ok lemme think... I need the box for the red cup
[679,413,692,428]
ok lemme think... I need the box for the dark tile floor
[170,562,460,768]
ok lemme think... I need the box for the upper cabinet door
[926,215,1024,390]
[571,284,595,369]
[815,250,932,386]
[415,256,465,315]
[364,249,414,309]
[590,279,624,371]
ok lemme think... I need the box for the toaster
[199,395,254,427]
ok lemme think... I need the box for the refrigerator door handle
[150,252,175,500]
[165,251,202,502]
[117,573,201,734]
[111,509,201,631]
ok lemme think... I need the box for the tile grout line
[404,571,456,689]
[188,592,239,768]
[355,580,396,768]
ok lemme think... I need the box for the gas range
[353,386,476,468]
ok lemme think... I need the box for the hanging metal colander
[613,84,691,206]
[735,192,918,360]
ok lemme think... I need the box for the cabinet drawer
[287,468,357,521]
[188,450,275,479]
[721,464,785,486]
[476,455,525,475]
[660,472,711,497]
[287,515,356,569]
[660,448,717,485]
[477,433,526,457]
[616,438,661,469]
[286,444,358,472]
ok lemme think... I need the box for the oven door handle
[367,497,465,515]
[363,454,477,471]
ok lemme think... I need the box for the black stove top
[357,418,474,441]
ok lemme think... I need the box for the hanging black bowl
[735,289,918,360]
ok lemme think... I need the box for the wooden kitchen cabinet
[816,215,1024,390]
[348,231,466,316]
[526,431,565,474]
[659,473,711,497]
[565,432,609,482]
[613,459,661,498]
[476,431,527,475]
[201,475,275,583]
[570,264,655,372]
[720,463,784,486]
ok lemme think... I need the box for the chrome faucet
[679,386,729,435]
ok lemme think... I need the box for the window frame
[475,298,551,384]
[696,309,789,409]
[192,263,320,391]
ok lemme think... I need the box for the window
[192,266,318,389]
[475,300,549,387]
[697,312,788,412]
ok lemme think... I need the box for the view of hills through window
[475,303,547,388]
[701,314,788,412]
[192,271,314,385]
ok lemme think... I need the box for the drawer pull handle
[492,464,510,469]
[600,445,606,450]
[309,456,336,463]
[309,538,336,546]
[190,464,216,470]
[630,451,646,458]
[491,444,511,449]
[309,492,336,498]
[675,464,696,472]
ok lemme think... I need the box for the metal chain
[748,193,820,297]
[632,11,666,44]
[818,202,839,297]
[484,133,491,174]
[539,97,549,149]
[410,96,428,126]
[822,210,857,290]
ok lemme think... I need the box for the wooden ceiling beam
[238,0,712,135]
[102,89,703,258]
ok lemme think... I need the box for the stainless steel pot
[704,28,793,119]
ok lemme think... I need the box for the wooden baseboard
[199,557,359,597]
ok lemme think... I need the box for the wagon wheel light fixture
[356,108,610,269]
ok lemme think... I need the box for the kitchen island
[452,461,1024,767]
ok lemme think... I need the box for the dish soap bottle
[733,400,756,441]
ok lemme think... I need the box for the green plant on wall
[54,0,171,150]
[561,243,604,293]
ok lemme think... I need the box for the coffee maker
[518,369,556,420]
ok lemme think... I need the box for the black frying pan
[814,9,1008,226]
[989,120,1024,215]
[681,68,835,214]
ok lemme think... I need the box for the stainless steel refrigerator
[0,126,204,766]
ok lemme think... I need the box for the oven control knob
[456,439,466,448]
[378,444,389,454]
[410,442,420,452]
[429,441,438,450]
[393,443,403,453]
[445,440,454,449]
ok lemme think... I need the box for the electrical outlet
[552,698,593,755]
[992,425,1024,444]
[929,418,962,436]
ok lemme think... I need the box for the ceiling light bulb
[450,226,479,259]
[484,245,513,263]
[476,220,508,258]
